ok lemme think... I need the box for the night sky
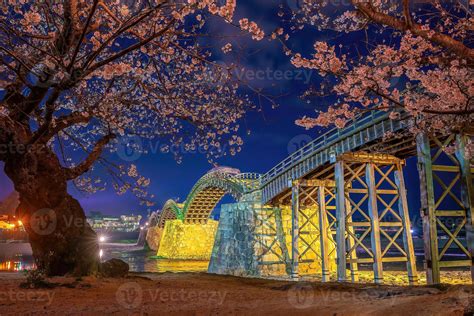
[0,0,423,227]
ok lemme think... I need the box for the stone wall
[146,226,163,251]
[157,219,218,260]
[208,202,337,277]
[208,202,261,276]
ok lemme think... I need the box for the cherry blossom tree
[0,0,261,276]
[280,1,473,135]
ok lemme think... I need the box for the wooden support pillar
[416,133,440,284]
[318,186,330,282]
[394,164,419,285]
[366,162,384,284]
[335,161,348,282]
[291,180,300,279]
[455,135,474,283]
[275,208,292,276]
[345,199,359,283]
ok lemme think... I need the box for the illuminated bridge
[153,167,260,226]
[147,111,473,285]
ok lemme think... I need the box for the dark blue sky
[0,0,424,228]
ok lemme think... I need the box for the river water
[103,248,209,273]
[0,244,209,273]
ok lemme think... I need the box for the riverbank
[0,272,472,315]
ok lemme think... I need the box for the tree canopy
[0,0,263,203]
[279,1,473,137]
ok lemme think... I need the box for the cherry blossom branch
[31,112,91,145]
[84,18,176,77]
[0,47,33,72]
[369,87,474,115]
[81,4,163,70]
[402,0,413,27]
[64,133,116,180]
[68,0,100,72]
[354,1,474,62]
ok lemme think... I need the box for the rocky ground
[0,271,472,315]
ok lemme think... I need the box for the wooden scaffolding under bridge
[290,152,418,284]
[289,179,337,280]
[417,134,474,284]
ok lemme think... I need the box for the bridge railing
[233,173,261,192]
[193,170,262,194]
[259,110,393,186]
[233,173,261,180]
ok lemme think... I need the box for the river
[0,243,209,273]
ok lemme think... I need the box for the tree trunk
[3,139,99,276]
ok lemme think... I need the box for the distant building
[87,211,142,232]
[0,215,27,241]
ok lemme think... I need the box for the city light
[99,235,106,243]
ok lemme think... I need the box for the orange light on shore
[0,217,24,230]
[0,221,16,230]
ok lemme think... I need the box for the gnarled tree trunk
[3,123,99,276]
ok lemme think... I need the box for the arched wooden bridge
[149,111,473,285]
[150,167,261,227]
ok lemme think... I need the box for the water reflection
[0,255,36,272]
[1,247,209,273]
[105,249,209,273]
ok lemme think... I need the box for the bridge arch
[182,167,260,223]
[156,200,183,228]
[148,167,260,228]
